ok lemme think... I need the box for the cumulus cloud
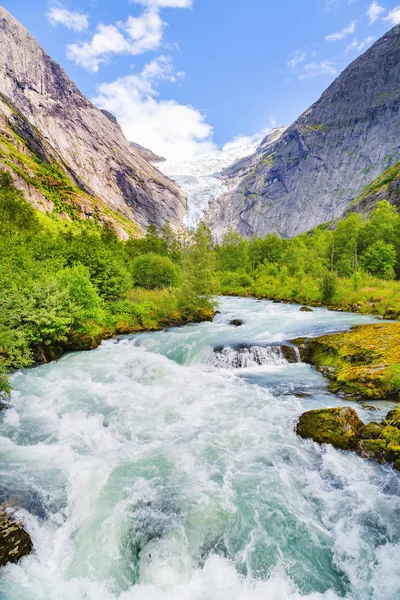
[299,60,338,78]
[367,1,385,23]
[346,36,374,52]
[93,56,216,161]
[46,3,88,31]
[67,0,192,72]
[325,20,356,41]
[384,6,400,25]
[67,10,165,72]
[287,50,306,69]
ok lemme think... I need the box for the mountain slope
[0,7,185,236]
[206,25,400,240]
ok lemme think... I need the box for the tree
[132,253,180,289]
[178,223,217,318]
[216,228,250,272]
[319,271,338,304]
[360,240,397,279]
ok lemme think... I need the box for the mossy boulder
[359,422,384,439]
[296,407,364,450]
[356,439,388,461]
[384,408,400,428]
[292,323,400,401]
[300,306,313,312]
[381,425,400,445]
[0,509,33,567]
[229,319,243,327]
[394,459,400,471]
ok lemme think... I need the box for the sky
[3,0,400,161]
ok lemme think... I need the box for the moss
[297,323,400,401]
[359,422,384,439]
[394,459,400,471]
[0,508,33,566]
[356,439,387,461]
[296,407,364,450]
[381,425,400,445]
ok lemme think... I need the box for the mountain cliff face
[0,7,185,236]
[206,25,400,240]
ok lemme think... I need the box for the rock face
[297,407,363,450]
[206,25,400,240]
[0,7,185,235]
[0,509,32,567]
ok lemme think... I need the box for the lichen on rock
[0,507,32,567]
[296,407,363,450]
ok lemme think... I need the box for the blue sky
[4,0,400,160]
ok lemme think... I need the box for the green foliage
[132,253,180,289]
[360,240,396,279]
[319,271,338,304]
[0,175,216,394]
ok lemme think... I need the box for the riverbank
[219,272,400,320]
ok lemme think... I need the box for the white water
[159,138,260,228]
[1,298,400,600]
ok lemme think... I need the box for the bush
[132,253,180,289]
[319,271,338,304]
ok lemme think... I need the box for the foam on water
[0,298,399,600]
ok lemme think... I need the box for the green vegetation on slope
[214,200,400,318]
[0,173,217,397]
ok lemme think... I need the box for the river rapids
[1,297,400,600]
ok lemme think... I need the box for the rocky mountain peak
[0,7,185,235]
[206,25,400,240]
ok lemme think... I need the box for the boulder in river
[0,508,33,567]
[229,319,244,327]
[300,306,313,312]
[296,407,364,450]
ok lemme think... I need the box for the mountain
[0,7,185,237]
[206,26,400,240]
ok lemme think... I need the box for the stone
[356,439,387,461]
[229,319,243,327]
[296,407,364,450]
[205,25,400,240]
[359,422,385,439]
[280,344,300,363]
[300,306,313,312]
[0,509,32,567]
[384,408,400,429]
[0,7,185,235]
[394,459,400,471]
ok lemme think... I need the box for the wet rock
[394,459,400,471]
[356,439,387,461]
[229,319,243,327]
[384,408,400,429]
[359,422,384,439]
[318,366,337,379]
[300,306,313,312]
[0,509,32,567]
[280,344,300,364]
[297,407,364,450]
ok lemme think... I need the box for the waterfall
[208,345,289,369]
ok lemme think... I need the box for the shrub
[132,253,180,289]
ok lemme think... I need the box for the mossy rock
[384,408,400,429]
[356,439,387,461]
[381,425,400,445]
[0,510,33,567]
[300,306,313,312]
[394,459,400,471]
[296,407,364,450]
[359,422,384,439]
[385,443,400,463]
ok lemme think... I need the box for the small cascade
[208,345,289,369]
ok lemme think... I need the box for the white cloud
[46,3,88,31]
[67,9,165,72]
[367,1,385,23]
[326,20,356,41]
[384,6,400,25]
[93,56,216,161]
[288,50,306,69]
[299,60,338,78]
[67,0,192,72]
[346,36,374,52]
